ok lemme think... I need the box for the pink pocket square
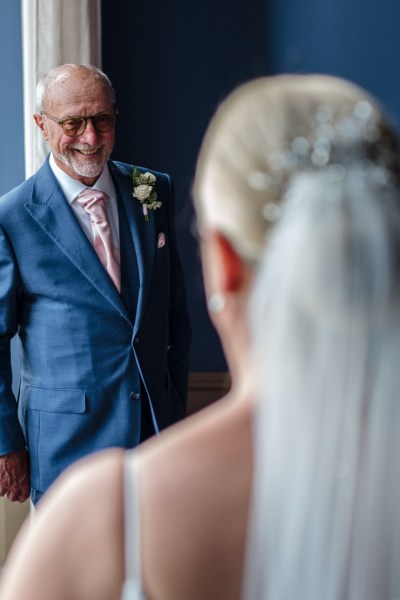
[157,232,166,248]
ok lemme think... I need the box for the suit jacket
[0,157,191,493]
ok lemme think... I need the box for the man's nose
[78,118,99,142]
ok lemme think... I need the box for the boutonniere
[132,167,162,222]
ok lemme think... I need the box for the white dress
[121,452,147,600]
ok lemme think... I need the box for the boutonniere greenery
[132,168,162,222]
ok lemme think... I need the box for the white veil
[243,158,400,598]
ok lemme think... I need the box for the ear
[33,113,49,140]
[214,232,246,294]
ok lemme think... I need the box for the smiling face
[34,68,116,186]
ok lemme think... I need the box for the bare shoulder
[1,448,125,600]
[48,448,126,598]
[137,397,254,600]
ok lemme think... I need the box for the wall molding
[0,498,29,565]
[187,371,231,415]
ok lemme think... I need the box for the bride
[2,73,400,599]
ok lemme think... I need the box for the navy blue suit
[0,157,191,494]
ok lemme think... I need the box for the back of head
[194,75,400,599]
[194,74,399,262]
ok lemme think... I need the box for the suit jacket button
[130,391,140,400]
[133,337,140,346]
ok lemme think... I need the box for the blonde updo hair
[193,74,398,264]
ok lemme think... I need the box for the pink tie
[76,188,121,292]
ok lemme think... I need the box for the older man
[0,64,191,504]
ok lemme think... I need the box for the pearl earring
[207,292,226,313]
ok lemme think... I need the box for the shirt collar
[49,153,115,203]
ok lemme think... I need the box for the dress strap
[122,451,146,600]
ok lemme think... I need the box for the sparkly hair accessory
[247,101,398,223]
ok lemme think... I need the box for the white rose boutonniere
[132,167,162,222]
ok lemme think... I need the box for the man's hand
[0,449,30,502]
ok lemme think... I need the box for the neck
[221,326,255,403]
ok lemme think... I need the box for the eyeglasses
[40,110,118,137]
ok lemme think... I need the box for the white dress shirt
[49,153,120,249]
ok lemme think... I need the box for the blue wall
[101,0,267,371]
[266,0,400,129]
[102,0,400,371]
[0,0,24,393]
[2,1,400,373]
[0,0,24,194]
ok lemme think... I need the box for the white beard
[55,145,111,179]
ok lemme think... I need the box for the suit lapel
[24,159,132,324]
[109,162,156,336]
[118,197,140,320]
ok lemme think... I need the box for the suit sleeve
[0,225,26,454]
[166,176,192,421]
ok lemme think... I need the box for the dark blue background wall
[266,0,400,129]
[101,0,267,371]
[0,0,24,195]
[1,0,24,394]
[2,1,400,373]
